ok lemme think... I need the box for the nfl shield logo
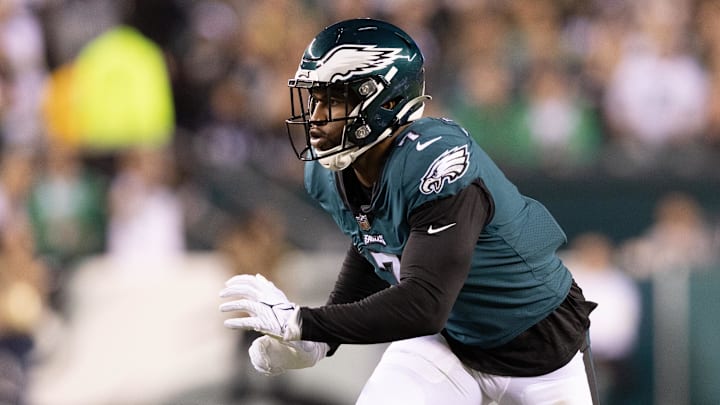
[355,213,371,231]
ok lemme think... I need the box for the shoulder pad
[386,119,479,210]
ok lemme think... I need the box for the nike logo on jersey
[416,136,442,151]
[427,223,457,234]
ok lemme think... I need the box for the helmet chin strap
[318,127,392,171]
[318,95,431,172]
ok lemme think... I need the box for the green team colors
[306,117,572,348]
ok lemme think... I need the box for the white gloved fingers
[224,316,264,332]
[220,299,269,333]
[219,284,265,301]
[220,299,296,339]
[248,335,329,376]
[225,273,275,290]
[221,274,288,303]
[249,336,285,376]
[221,275,270,301]
[219,298,262,314]
[254,273,273,286]
[219,299,294,316]
[224,274,258,287]
[219,274,300,340]
[252,274,289,302]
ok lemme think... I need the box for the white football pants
[356,334,595,405]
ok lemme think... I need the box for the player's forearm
[300,184,489,344]
[299,235,477,343]
[300,198,485,343]
[300,276,449,343]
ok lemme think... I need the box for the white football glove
[219,273,302,341]
[249,335,329,376]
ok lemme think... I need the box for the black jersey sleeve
[324,244,392,306]
[299,180,491,344]
[321,245,391,355]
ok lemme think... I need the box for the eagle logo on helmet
[419,145,470,195]
[305,45,405,82]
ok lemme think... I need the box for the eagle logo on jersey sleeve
[419,145,470,194]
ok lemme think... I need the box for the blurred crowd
[1,0,720,404]
[4,0,720,175]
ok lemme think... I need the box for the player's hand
[249,335,329,376]
[219,273,301,341]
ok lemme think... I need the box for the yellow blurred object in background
[71,25,175,151]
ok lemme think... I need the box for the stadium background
[1,0,719,404]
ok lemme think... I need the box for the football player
[220,18,599,405]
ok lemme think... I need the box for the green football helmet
[286,18,430,171]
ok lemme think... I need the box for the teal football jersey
[305,117,572,348]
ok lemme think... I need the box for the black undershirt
[300,178,596,376]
